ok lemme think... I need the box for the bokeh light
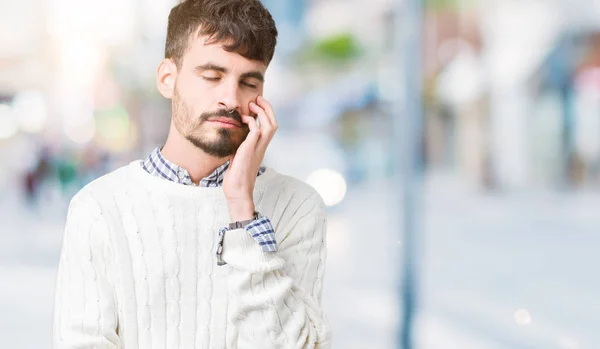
[12,91,48,133]
[0,104,19,140]
[95,105,131,151]
[306,169,347,206]
[514,309,532,325]
[63,117,96,144]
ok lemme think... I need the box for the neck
[161,120,230,184]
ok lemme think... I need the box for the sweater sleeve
[53,192,120,349]
[222,193,332,349]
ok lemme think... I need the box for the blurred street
[2,171,598,349]
[4,0,600,347]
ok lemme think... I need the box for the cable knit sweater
[52,160,331,349]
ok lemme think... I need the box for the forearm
[222,212,331,349]
[227,265,331,348]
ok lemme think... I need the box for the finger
[256,96,278,130]
[242,114,258,132]
[240,114,260,148]
[249,103,275,152]
[249,101,273,132]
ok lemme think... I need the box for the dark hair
[165,0,278,68]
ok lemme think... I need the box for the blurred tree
[424,0,476,10]
[296,33,362,66]
[313,34,361,60]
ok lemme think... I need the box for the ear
[157,58,177,99]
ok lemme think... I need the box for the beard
[172,89,250,158]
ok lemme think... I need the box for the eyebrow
[194,63,264,83]
[194,63,227,73]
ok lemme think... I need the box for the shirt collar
[142,146,264,187]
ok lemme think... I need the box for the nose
[217,78,241,114]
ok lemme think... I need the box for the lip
[208,118,241,128]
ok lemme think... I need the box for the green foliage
[423,0,476,10]
[301,33,362,64]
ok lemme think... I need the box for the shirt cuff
[244,216,278,252]
[216,215,278,266]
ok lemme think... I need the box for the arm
[222,194,331,349]
[53,193,120,349]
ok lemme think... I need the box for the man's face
[172,35,266,158]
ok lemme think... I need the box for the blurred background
[1,0,600,348]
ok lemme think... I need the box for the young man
[52,0,331,348]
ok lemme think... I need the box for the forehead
[183,35,267,73]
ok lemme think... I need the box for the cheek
[178,77,203,99]
[179,84,214,113]
[242,91,262,115]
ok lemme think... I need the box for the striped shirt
[141,146,277,265]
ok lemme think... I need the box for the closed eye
[242,81,257,89]
[202,76,220,82]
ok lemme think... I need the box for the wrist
[227,199,255,222]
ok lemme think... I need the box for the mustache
[200,109,243,124]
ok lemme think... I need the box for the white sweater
[52,161,331,349]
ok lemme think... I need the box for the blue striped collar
[141,146,265,187]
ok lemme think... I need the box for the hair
[165,0,278,68]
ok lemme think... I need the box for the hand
[223,96,278,221]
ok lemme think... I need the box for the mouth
[207,117,241,128]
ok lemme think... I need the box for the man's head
[157,0,277,158]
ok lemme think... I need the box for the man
[52,0,331,348]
